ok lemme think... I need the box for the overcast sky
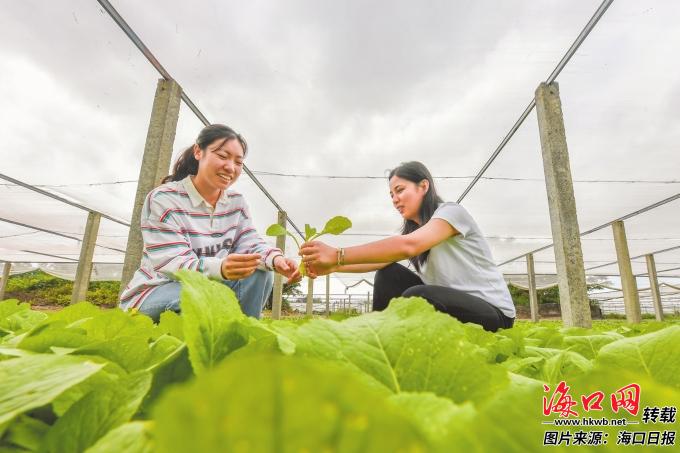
[1,0,679,294]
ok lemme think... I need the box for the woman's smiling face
[194,137,244,191]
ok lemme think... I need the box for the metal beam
[96,0,304,239]
[0,172,129,227]
[457,0,615,203]
[499,193,680,266]
[0,216,125,254]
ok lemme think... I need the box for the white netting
[4,263,122,281]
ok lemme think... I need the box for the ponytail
[162,146,198,183]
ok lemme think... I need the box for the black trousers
[373,263,515,332]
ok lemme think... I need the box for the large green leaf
[176,271,246,374]
[145,334,186,371]
[140,340,193,415]
[273,297,508,404]
[73,336,153,373]
[40,371,152,453]
[320,215,352,235]
[17,322,91,353]
[153,354,428,452]
[156,311,184,341]
[501,357,544,379]
[51,366,124,417]
[595,325,680,388]
[0,300,47,336]
[562,332,624,359]
[0,355,103,425]
[43,301,102,325]
[85,422,153,453]
[540,350,593,384]
[0,415,49,451]
[388,392,476,446]
[80,309,155,342]
[0,300,27,320]
[522,325,564,349]
[265,223,287,237]
[234,316,296,355]
[304,223,317,240]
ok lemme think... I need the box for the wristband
[336,247,345,266]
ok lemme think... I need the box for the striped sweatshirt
[119,176,283,311]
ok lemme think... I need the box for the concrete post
[535,82,591,328]
[306,278,314,316]
[0,262,11,300]
[645,254,663,321]
[366,291,371,313]
[71,212,102,304]
[271,211,287,320]
[121,79,182,292]
[611,220,641,323]
[348,294,352,313]
[325,275,330,316]
[526,253,539,322]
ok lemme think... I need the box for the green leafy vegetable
[85,421,153,453]
[40,371,152,453]
[265,215,352,276]
[175,270,246,375]
[153,353,429,452]
[595,325,680,388]
[319,215,352,236]
[1,276,679,452]
[0,355,104,425]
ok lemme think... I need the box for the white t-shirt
[417,202,516,318]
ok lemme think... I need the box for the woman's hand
[305,263,336,278]
[221,253,261,280]
[273,255,302,284]
[300,241,338,273]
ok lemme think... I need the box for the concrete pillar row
[121,79,182,292]
[534,82,591,328]
[526,253,539,322]
[612,220,641,323]
[325,275,330,316]
[645,254,664,321]
[271,211,287,320]
[71,211,102,304]
[306,277,314,315]
[0,262,11,301]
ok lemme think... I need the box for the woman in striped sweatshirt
[120,124,300,321]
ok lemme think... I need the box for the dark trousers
[373,263,514,332]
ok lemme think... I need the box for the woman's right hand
[305,263,337,278]
[221,253,261,280]
[300,240,338,274]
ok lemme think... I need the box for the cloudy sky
[1,0,679,294]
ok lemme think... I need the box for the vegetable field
[1,271,678,452]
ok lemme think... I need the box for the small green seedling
[266,216,352,276]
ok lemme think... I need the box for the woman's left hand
[273,256,302,284]
[300,241,337,272]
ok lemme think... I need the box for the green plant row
[0,271,678,452]
[3,270,120,307]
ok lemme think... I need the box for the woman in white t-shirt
[301,161,515,332]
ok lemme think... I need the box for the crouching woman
[120,124,299,321]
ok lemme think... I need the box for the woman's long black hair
[388,161,443,272]
[162,124,248,183]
